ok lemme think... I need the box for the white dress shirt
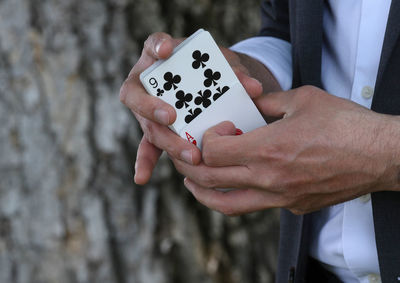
[231,1,392,282]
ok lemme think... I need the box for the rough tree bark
[0,0,280,282]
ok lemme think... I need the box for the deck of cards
[140,29,266,149]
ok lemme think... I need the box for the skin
[120,32,278,184]
[120,32,400,216]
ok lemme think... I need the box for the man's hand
[171,86,400,215]
[119,32,269,185]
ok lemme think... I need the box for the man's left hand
[171,86,400,215]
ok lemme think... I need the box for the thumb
[201,121,248,166]
[254,90,295,118]
[203,121,237,142]
[235,71,263,99]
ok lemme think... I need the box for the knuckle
[201,130,212,144]
[137,98,156,118]
[119,80,130,105]
[255,173,273,191]
[259,143,284,163]
[202,144,216,166]
[120,79,144,113]
[123,89,158,119]
[297,85,317,99]
[300,85,317,92]
[143,121,179,154]
[142,121,156,144]
[267,187,293,208]
[143,34,154,51]
[164,139,181,159]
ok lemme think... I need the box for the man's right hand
[120,32,266,185]
[119,32,202,185]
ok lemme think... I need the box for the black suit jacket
[258,1,400,282]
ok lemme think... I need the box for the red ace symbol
[185,132,197,145]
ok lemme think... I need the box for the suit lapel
[284,1,324,281]
[292,0,324,88]
[371,1,400,282]
[374,0,400,94]
[372,192,400,283]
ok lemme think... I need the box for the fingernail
[251,77,262,87]
[184,178,193,191]
[181,150,193,164]
[154,109,170,124]
[155,39,165,55]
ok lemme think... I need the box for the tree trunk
[0,0,279,282]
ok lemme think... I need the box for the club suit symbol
[195,89,212,108]
[185,108,202,124]
[175,90,193,109]
[203,69,221,87]
[192,50,210,69]
[163,72,181,90]
[213,86,230,101]
[156,88,164,96]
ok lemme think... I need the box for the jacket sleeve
[258,0,290,42]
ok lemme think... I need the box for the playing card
[140,29,267,149]
[177,83,266,148]
[140,29,236,133]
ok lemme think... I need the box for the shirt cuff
[230,36,293,91]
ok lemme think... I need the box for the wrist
[235,52,282,93]
[373,113,400,192]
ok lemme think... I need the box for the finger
[203,120,237,137]
[143,32,174,60]
[184,178,278,216]
[134,137,162,185]
[120,33,184,125]
[120,78,176,125]
[139,118,201,165]
[220,47,262,99]
[234,70,263,99]
[201,121,255,166]
[133,33,184,75]
[172,158,250,189]
[142,32,184,61]
[255,90,295,118]
[127,33,174,79]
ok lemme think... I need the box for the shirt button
[361,86,374,99]
[368,274,381,283]
[359,193,371,203]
